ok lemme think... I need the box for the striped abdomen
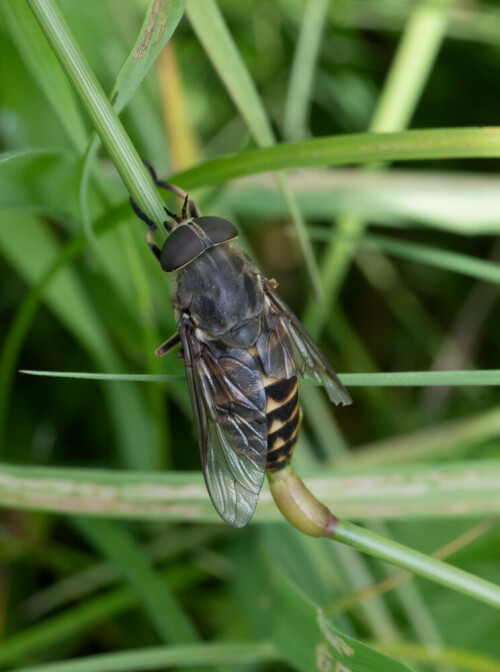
[264,375,301,471]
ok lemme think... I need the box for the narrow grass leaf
[334,520,500,610]
[351,406,500,467]
[283,0,329,141]
[310,228,500,286]
[186,0,273,145]
[110,0,186,115]
[73,517,198,643]
[225,169,500,235]
[0,151,83,219]
[20,371,185,382]
[20,369,500,387]
[172,127,500,190]
[78,0,186,240]
[374,640,500,672]
[186,0,323,297]
[303,0,453,337]
[1,0,88,152]
[27,0,166,225]
[11,642,278,672]
[2,459,500,521]
[0,213,158,469]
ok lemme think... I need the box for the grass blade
[310,228,500,285]
[20,369,500,386]
[0,213,158,469]
[110,0,186,115]
[26,0,166,225]
[11,642,278,672]
[283,0,329,141]
[186,0,323,298]
[173,127,500,189]
[1,0,88,152]
[72,517,199,643]
[1,459,500,521]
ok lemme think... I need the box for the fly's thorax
[174,245,265,347]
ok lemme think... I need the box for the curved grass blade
[186,0,323,298]
[303,0,453,337]
[283,0,330,141]
[2,642,277,672]
[272,572,413,672]
[0,151,83,220]
[0,213,158,469]
[78,0,187,237]
[172,127,500,190]
[1,0,88,152]
[27,0,166,225]
[72,517,198,643]
[309,228,500,285]
[225,169,500,235]
[110,0,186,114]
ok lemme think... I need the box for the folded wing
[262,281,352,406]
[179,320,268,528]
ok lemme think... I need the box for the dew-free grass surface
[1,1,500,670]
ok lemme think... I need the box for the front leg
[155,331,181,357]
[130,198,162,263]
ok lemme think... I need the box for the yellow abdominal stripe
[268,404,300,436]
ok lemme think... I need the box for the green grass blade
[26,0,166,226]
[334,519,500,610]
[20,371,184,382]
[1,0,88,152]
[172,127,500,189]
[374,640,500,672]
[186,0,323,298]
[272,572,413,672]
[0,213,158,469]
[351,406,500,467]
[11,643,278,672]
[225,169,500,235]
[186,0,274,145]
[78,0,186,239]
[303,0,453,336]
[72,518,199,643]
[2,459,500,521]
[310,228,500,285]
[110,0,186,115]
[0,150,83,219]
[370,0,453,132]
[20,369,500,387]
[283,0,329,141]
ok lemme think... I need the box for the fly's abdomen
[264,375,301,471]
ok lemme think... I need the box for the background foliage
[1,0,500,670]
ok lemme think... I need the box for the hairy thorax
[173,245,265,348]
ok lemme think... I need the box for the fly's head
[160,212,239,273]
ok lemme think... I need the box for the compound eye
[194,216,238,245]
[160,225,205,272]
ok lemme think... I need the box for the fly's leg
[155,332,182,357]
[143,160,200,218]
[130,198,161,262]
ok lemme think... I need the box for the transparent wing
[179,321,268,528]
[262,281,352,406]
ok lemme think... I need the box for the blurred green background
[1,0,500,670]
